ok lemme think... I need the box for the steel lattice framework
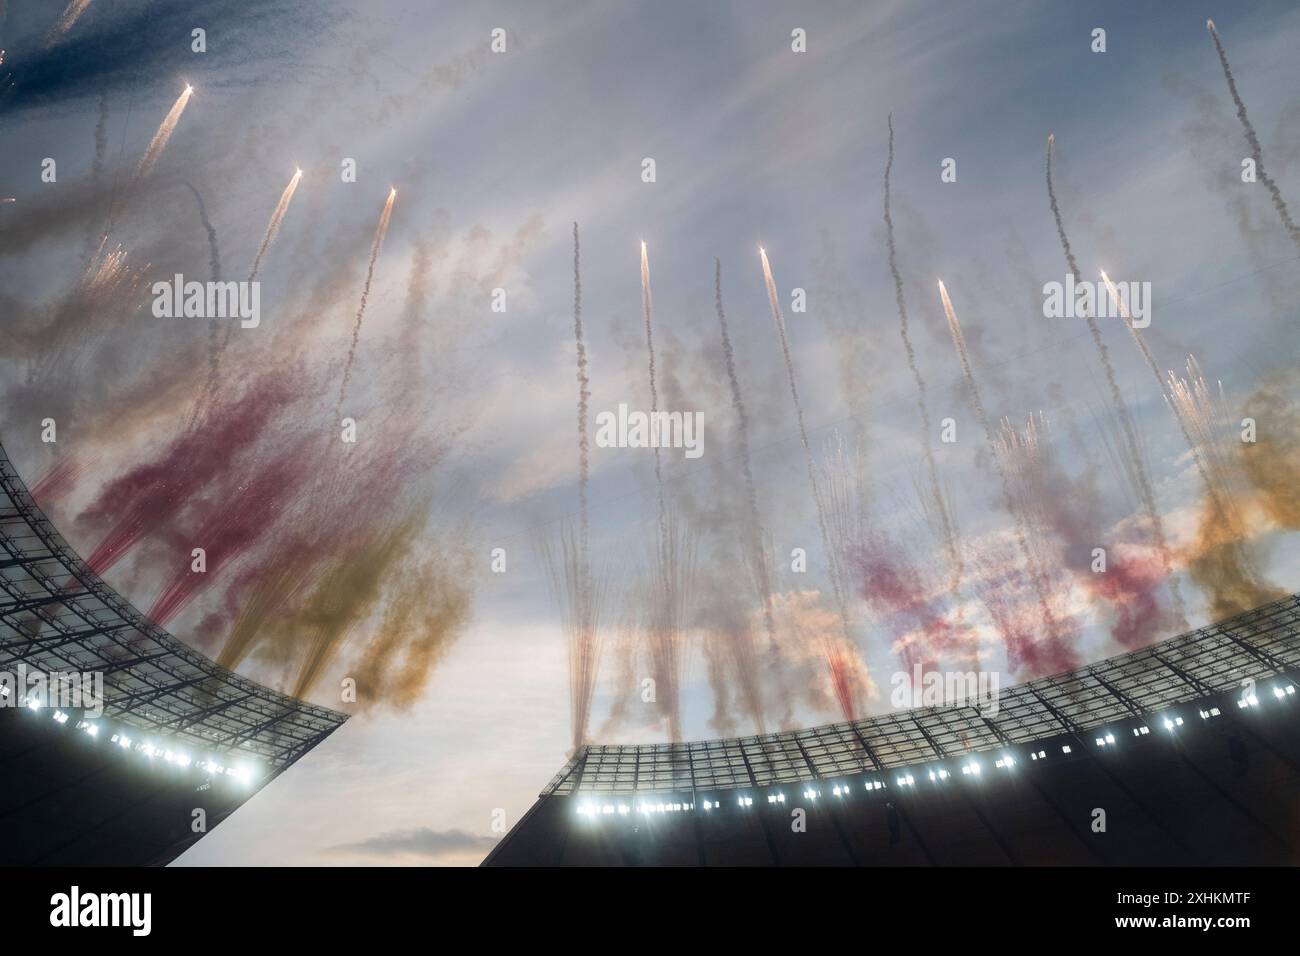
[545,593,1300,796]
[0,442,346,778]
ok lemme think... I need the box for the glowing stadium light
[961,761,981,776]
[1287,686,1296,696]
[26,696,42,711]
[84,723,99,738]
[53,710,69,724]
[118,736,131,750]
[737,796,753,807]
[803,788,819,800]
[0,685,9,698]
[1274,686,1287,699]
[1061,745,1072,754]
[995,754,1015,768]
[618,804,630,815]
[234,765,253,785]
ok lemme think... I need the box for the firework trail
[1100,271,1232,517]
[996,413,1172,650]
[885,115,964,598]
[640,241,668,538]
[181,180,222,430]
[1046,133,1184,618]
[183,182,221,280]
[760,247,868,713]
[771,589,869,722]
[30,454,96,504]
[638,242,696,739]
[539,522,610,750]
[937,280,1071,654]
[249,168,303,284]
[335,187,396,420]
[78,372,297,576]
[573,223,591,593]
[134,85,193,180]
[1104,267,1276,617]
[715,258,776,649]
[93,89,109,171]
[1207,20,1300,255]
[145,435,316,626]
[292,509,425,698]
[645,509,698,741]
[186,168,304,432]
[44,0,91,47]
[26,239,149,387]
[351,548,473,712]
[821,433,980,670]
[1166,357,1278,612]
[538,222,605,750]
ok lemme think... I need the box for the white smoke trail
[134,86,193,180]
[759,247,862,697]
[44,0,91,48]
[1047,133,1184,619]
[715,257,776,656]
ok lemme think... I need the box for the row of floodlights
[573,685,1297,819]
[1240,685,1295,708]
[19,695,254,785]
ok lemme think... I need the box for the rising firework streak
[45,0,92,48]
[638,241,692,740]
[135,85,193,180]
[249,168,303,283]
[761,246,866,716]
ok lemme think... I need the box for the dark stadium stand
[0,442,347,865]
[485,594,1300,866]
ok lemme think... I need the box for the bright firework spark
[45,0,92,47]
[135,85,194,180]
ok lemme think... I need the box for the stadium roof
[544,593,1300,796]
[0,441,346,779]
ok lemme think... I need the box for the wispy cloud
[325,827,497,860]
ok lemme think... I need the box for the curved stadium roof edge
[0,440,347,780]
[548,592,1300,796]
